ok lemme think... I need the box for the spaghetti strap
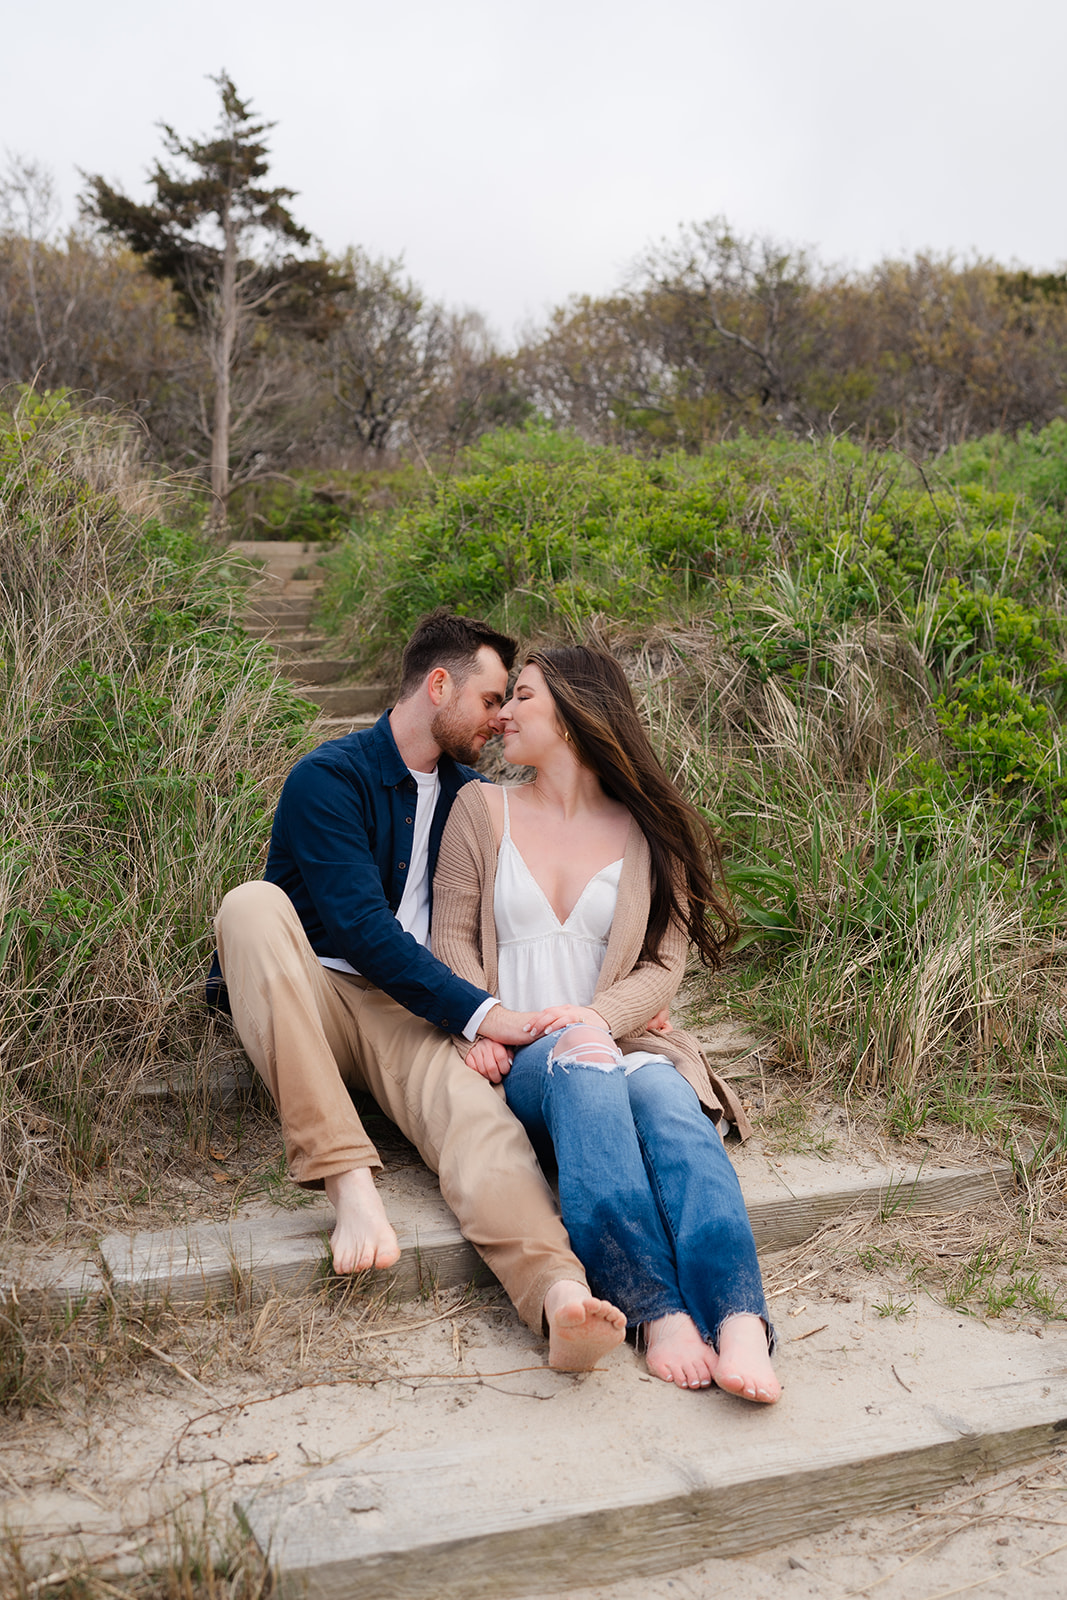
[501,787,512,841]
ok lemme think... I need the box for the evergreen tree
[83,73,346,523]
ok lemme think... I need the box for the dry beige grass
[0,400,313,1238]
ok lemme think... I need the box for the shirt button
[398,861,407,870]
[405,817,413,825]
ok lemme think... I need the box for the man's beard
[430,705,485,767]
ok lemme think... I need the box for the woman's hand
[464,1038,513,1084]
[523,1005,611,1040]
[646,1008,673,1035]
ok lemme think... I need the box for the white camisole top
[493,790,676,1081]
[493,789,622,1012]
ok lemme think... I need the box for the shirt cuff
[462,996,499,1042]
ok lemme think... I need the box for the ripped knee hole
[548,1023,623,1073]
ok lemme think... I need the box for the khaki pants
[214,880,586,1331]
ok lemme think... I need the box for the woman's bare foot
[644,1312,717,1389]
[544,1280,626,1371]
[714,1313,781,1403]
[324,1167,401,1274]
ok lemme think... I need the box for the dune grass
[0,393,314,1235]
[5,404,1063,1218]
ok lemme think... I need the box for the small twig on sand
[766,1266,825,1298]
[128,1334,217,1399]
[27,1538,143,1596]
[350,1306,478,1342]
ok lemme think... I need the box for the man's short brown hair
[397,609,517,700]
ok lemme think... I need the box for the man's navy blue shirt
[214,712,492,1033]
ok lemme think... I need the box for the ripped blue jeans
[504,1025,770,1350]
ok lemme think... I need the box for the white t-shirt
[393,767,440,948]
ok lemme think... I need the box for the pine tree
[83,73,346,524]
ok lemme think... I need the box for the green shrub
[318,425,775,650]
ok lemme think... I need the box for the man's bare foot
[644,1311,717,1389]
[714,1313,781,1403]
[544,1279,626,1371]
[324,1167,401,1274]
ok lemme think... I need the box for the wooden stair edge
[63,1159,1015,1313]
[244,1379,1067,1599]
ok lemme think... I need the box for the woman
[433,646,779,1403]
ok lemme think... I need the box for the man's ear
[427,667,450,706]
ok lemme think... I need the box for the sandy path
[3,1269,1065,1598]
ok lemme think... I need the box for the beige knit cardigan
[432,783,752,1140]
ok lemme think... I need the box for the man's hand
[479,1002,672,1045]
[477,1004,543,1047]
[464,1038,513,1084]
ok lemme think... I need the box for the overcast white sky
[3,0,1064,344]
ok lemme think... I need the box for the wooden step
[1,1248,105,1313]
[244,597,316,626]
[99,1164,478,1305]
[242,624,318,642]
[226,539,334,583]
[246,576,321,598]
[311,715,378,742]
[240,1300,1067,1599]
[299,684,389,716]
[281,659,361,687]
[271,637,329,657]
[95,1160,1012,1310]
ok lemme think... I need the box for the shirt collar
[368,711,411,788]
[369,709,466,791]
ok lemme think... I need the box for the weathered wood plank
[134,1057,255,1104]
[99,1201,490,1306]
[271,636,329,656]
[244,596,315,622]
[99,1162,1014,1307]
[746,1162,1014,1250]
[297,684,389,715]
[282,659,358,686]
[1,1249,105,1312]
[242,1376,1067,1600]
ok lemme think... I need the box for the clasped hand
[466,1004,673,1083]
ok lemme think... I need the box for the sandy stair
[89,1151,1011,1309]
[223,1146,1062,1600]
[13,1150,1066,1599]
[240,1320,1066,1600]
[228,539,389,739]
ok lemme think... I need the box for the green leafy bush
[318,424,775,647]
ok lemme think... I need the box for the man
[211,610,625,1370]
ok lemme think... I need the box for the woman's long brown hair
[527,646,738,969]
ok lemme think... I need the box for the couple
[210,610,779,1403]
